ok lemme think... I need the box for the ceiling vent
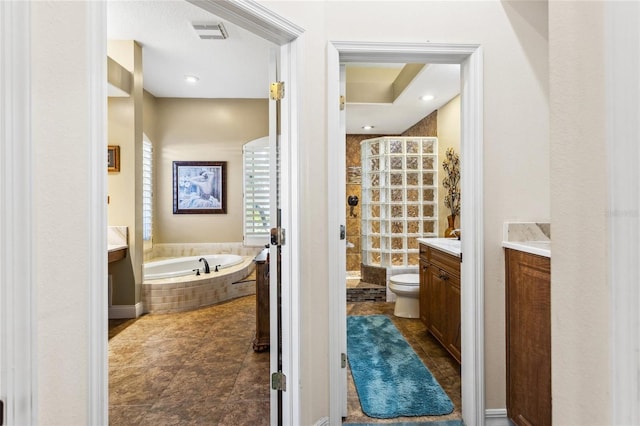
[192,22,228,40]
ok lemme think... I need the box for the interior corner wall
[264,1,549,421]
[107,40,143,306]
[549,2,610,424]
[436,95,461,237]
[154,98,268,244]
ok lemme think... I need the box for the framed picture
[108,145,120,172]
[173,161,227,214]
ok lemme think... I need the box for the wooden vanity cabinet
[252,249,270,352]
[505,248,551,426]
[419,243,461,364]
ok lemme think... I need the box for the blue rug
[347,315,454,418]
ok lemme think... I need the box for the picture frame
[108,145,120,172]
[173,161,227,214]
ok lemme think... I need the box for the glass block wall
[361,137,438,268]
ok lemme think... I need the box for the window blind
[243,140,270,246]
[142,140,153,241]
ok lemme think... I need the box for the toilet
[388,273,420,318]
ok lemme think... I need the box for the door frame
[0,1,38,425]
[327,41,485,426]
[0,7,305,424]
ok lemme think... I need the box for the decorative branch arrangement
[442,147,460,218]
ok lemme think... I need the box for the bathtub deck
[142,256,256,314]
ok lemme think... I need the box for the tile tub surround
[502,222,551,258]
[142,256,256,314]
[144,242,263,262]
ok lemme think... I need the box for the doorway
[327,41,485,426]
[101,2,303,425]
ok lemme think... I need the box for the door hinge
[271,371,287,391]
[270,227,285,246]
[341,352,347,368]
[270,81,285,101]
[340,95,345,111]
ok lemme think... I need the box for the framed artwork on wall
[173,161,227,214]
[108,145,120,172]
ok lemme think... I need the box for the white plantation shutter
[142,139,153,241]
[243,137,270,246]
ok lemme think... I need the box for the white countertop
[417,237,461,257]
[502,240,550,258]
[108,244,128,253]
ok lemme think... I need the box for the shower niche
[361,137,438,271]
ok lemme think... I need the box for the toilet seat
[389,273,419,286]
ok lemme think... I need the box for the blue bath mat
[347,315,454,418]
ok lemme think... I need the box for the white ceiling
[107,0,273,98]
[346,63,460,134]
[107,0,460,134]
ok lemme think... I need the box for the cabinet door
[419,259,429,325]
[506,249,551,426]
[426,266,448,344]
[446,277,461,363]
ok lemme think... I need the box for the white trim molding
[605,2,640,425]
[108,303,144,320]
[485,408,510,426]
[327,41,484,426]
[86,2,108,425]
[0,1,38,424]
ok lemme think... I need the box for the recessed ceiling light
[362,125,374,130]
[420,94,435,101]
[184,75,200,84]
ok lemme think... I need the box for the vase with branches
[442,147,460,237]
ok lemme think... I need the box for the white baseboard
[486,408,511,425]
[109,302,144,319]
[313,417,329,426]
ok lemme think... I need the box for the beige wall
[31,1,627,425]
[264,1,550,421]
[107,41,143,305]
[437,95,461,237]
[549,1,610,424]
[155,98,268,244]
[31,2,92,423]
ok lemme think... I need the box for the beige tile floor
[109,296,461,425]
[109,295,270,425]
[345,302,462,424]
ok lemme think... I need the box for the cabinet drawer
[427,247,461,278]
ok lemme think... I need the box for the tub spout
[199,258,210,273]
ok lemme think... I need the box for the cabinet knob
[439,271,449,281]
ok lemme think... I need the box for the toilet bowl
[388,273,420,318]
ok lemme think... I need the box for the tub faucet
[199,258,210,274]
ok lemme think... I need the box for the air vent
[192,22,228,40]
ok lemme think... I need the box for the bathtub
[144,254,243,280]
[142,254,256,314]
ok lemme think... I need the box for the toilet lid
[390,273,419,286]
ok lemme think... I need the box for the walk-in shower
[361,137,438,269]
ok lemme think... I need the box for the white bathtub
[144,254,244,280]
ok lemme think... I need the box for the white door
[268,46,282,426]
[327,48,349,420]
